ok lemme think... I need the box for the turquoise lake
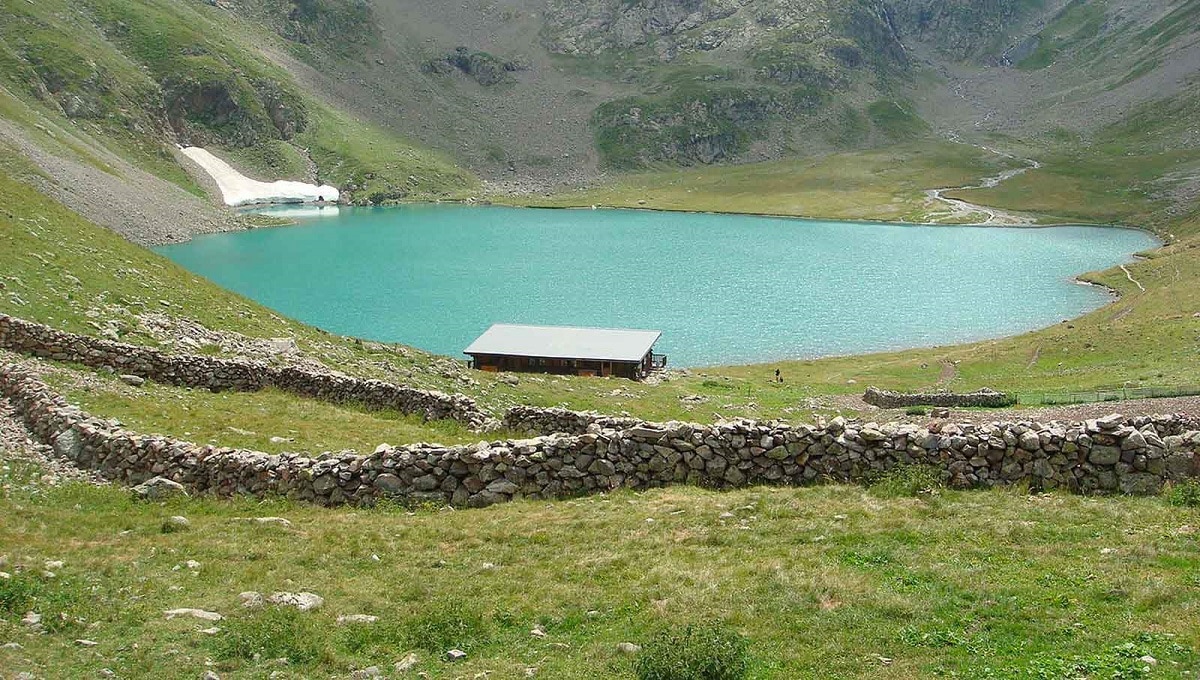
[157,205,1158,367]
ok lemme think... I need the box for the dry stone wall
[0,314,496,430]
[863,386,1015,409]
[4,366,1198,508]
[504,405,641,436]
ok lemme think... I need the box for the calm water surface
[157,205,1157,366]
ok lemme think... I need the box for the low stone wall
[4,366,1197,508]
[863,386,1016,409]
[504,405,641,436]
[0,314,495,430]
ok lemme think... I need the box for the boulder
[269,592,323,611]
[132,477,187,501]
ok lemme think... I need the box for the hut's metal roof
[464,324,662,363]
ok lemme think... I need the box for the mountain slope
[0,0,476,224]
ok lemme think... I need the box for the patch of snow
[181,147,339,207]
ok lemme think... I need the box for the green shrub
[1166,479,1200,507]
[212,607,328,663]
[0,572,85,634]
[868,464,945,499]
[404,602,489,653]
[904,406,928,416]
[635,623,749,680]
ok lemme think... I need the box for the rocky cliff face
[541,0,917,166]
[889,0,1055,61]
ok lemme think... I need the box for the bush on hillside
[1166,479,1200,507]
[212,607,328,663]
[635,623,749,680]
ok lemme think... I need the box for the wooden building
[464,324,667,380]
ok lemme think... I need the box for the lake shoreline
[228,199,1162,241]
[160,206,1157,369]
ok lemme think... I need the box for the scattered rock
[235,517,292,527]
[394,653,419,672]
[118,374,145,387]
[185,560,201,569]
[337,614,379,625]
[164,608,223,622]
[269,592,323,611]
[445,649,467,662]
[75,639,99,647]
[351,667,382,679]
[44,560,63,570]
[240,592,264,608]
[162,516,191,532]
[202,672,221,680]
[21,611,41,628]
[616,642,641,655]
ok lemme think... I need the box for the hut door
[601,361,613,377]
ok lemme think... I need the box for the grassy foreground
[2,465,1198,678]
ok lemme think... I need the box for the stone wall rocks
[4,367,1197,508]
[0,314,496,430]
[863,386,1016,409]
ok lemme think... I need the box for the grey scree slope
[464,324,661,361]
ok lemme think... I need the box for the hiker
[774,368,782,383]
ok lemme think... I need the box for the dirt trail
[1121,264,1147,292]
[937,360,958,386]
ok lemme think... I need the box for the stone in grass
[616,642,641,655]
[118,374,145,387]
[445,649,467,662]
[350,667,382,679]
[234,517,293,528]
[161,516,190,533]
[132,477,187,502]
[394,653,419,672]
[239,592,264,608]
[163,608,223,622]
[336,614,379,625]
[268,592,323,612]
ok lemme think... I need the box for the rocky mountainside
[220,0,1199,183]
[0,0,1198,207]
